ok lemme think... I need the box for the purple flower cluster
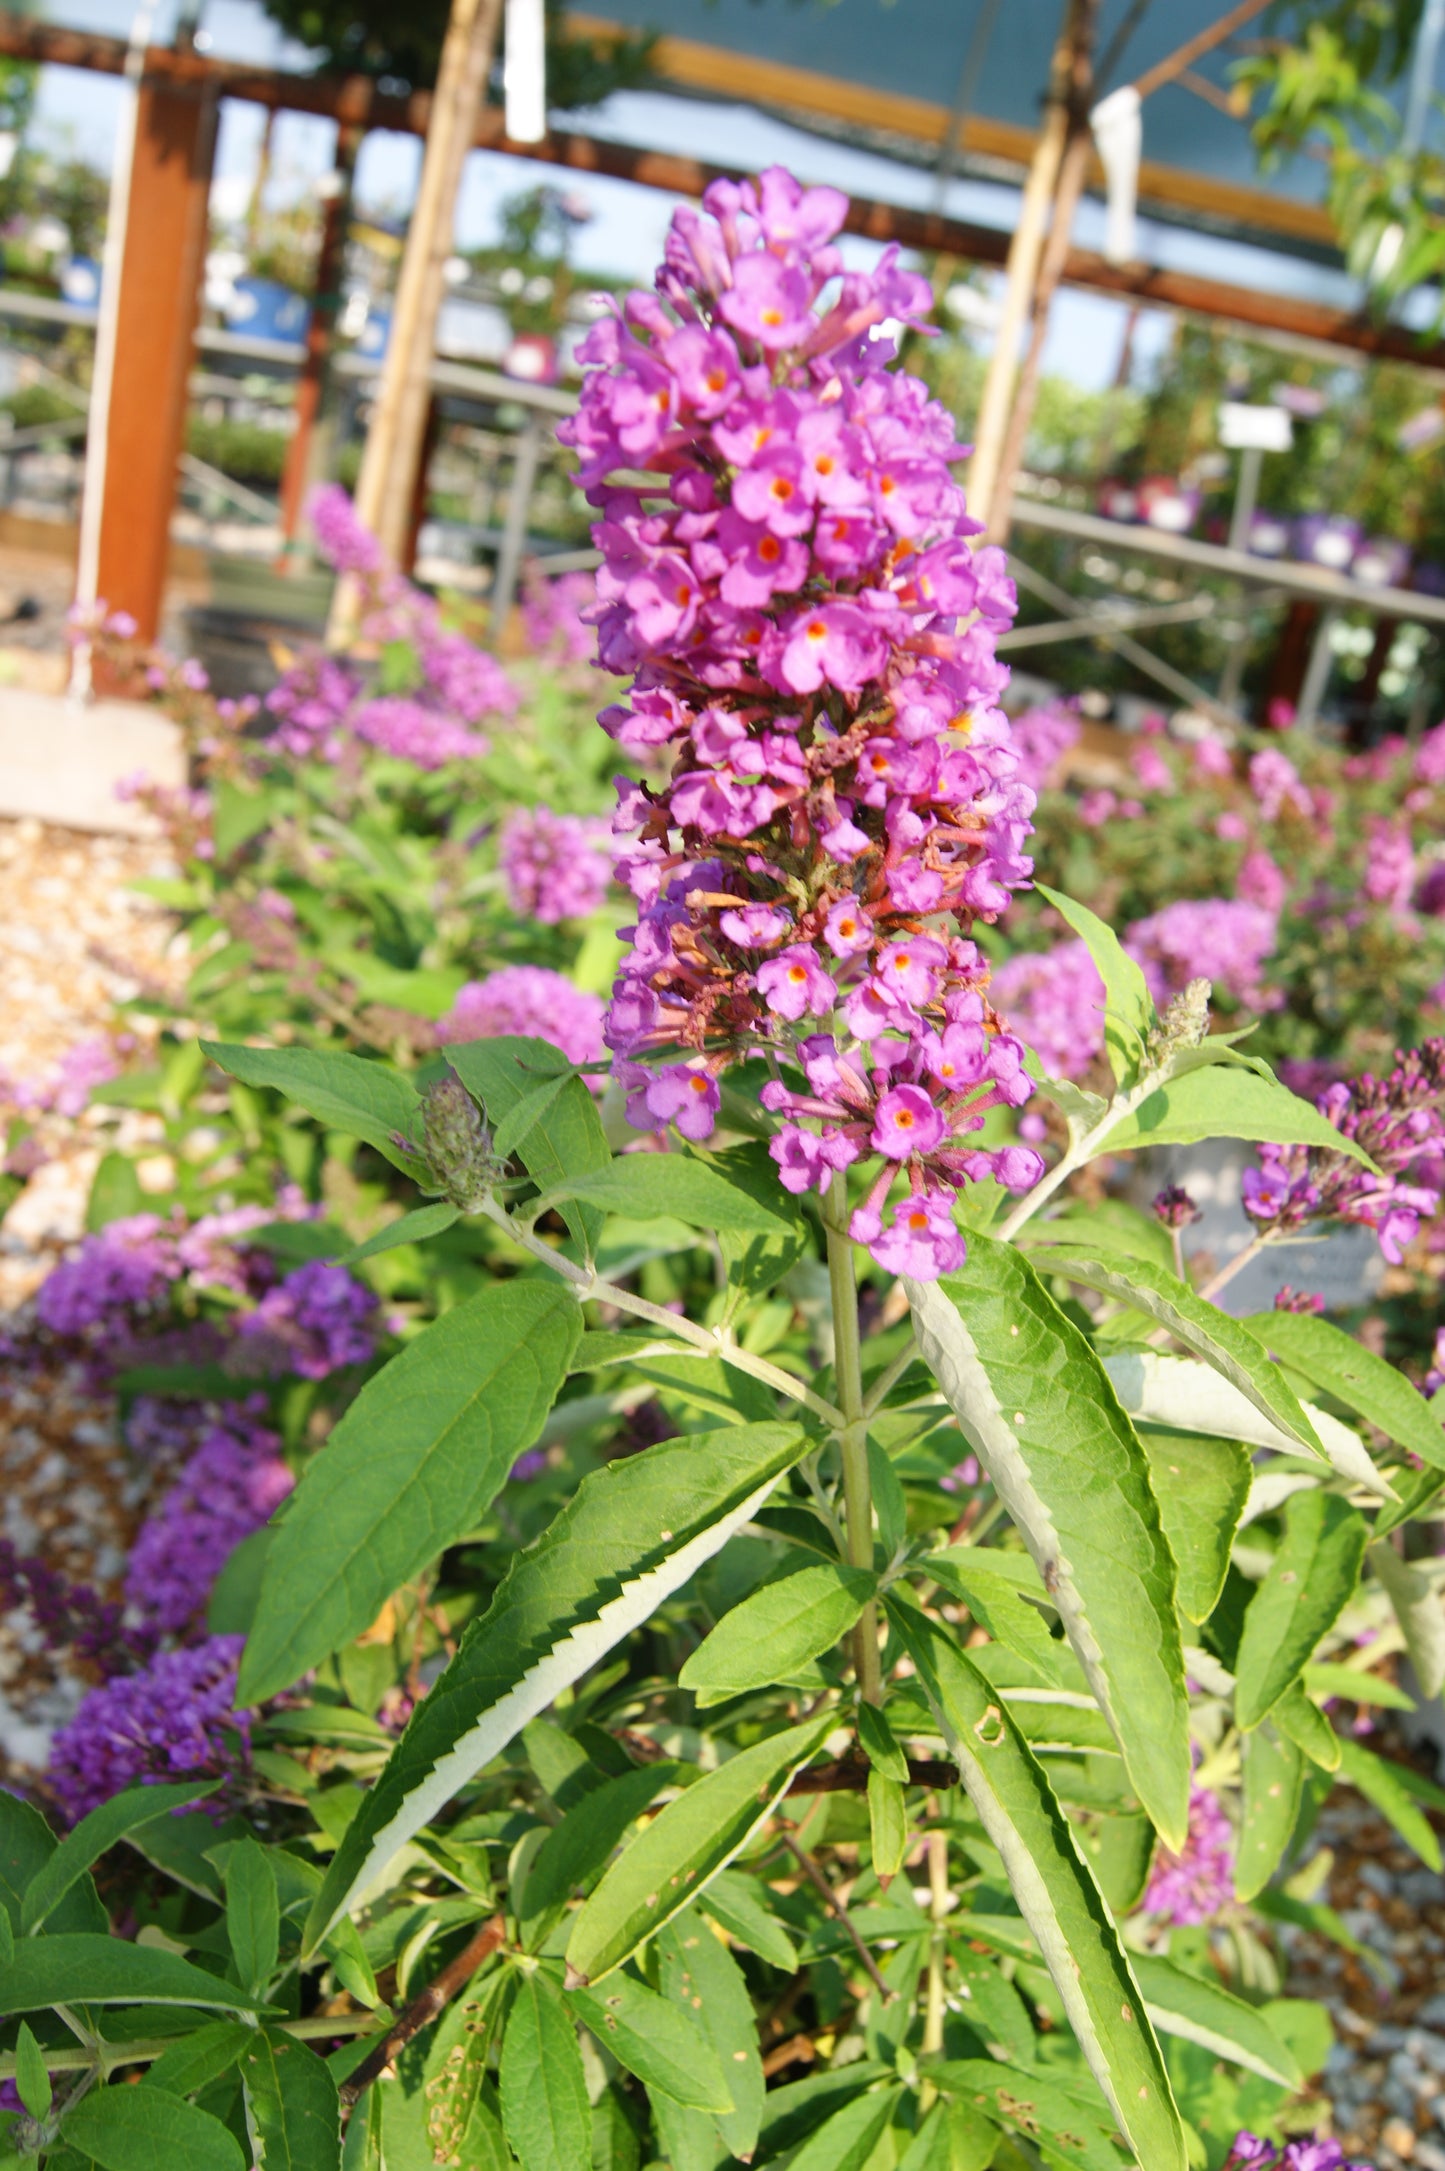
[262,487,518,772]
[1362,817,1416,914]
[1127,898,1279,1013]
[521,565,597,667]
[125,1408,294,1634]
[1142,1783,1233,1924]
[1007,701,1081,795]
[0,1538,153,1679]
[47,1635,250,1824]
[438,966,606,1068]
[1225,2138,1372,2171]
[990,941,1106,1081]
[499,806,612,923]
[33,1205,376,1381]
[1249,747,1312,824]
[564,165,1042,1278]
[1244,1039,1445,1263]
[1237,848,1288,915]
[232,1258,378,1381]
[1,1036,120,1120]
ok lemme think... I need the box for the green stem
[0,2012,380,2083]
[477,1196,846,1429]
[995,1064,1172,1242]
[825,1175,882,1706]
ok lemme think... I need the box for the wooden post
[328,0,502,639]
[982,0,1098,543]
[963,3,1079,530]
[91,72,215,642]
[277,119,361,562]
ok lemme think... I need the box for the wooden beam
[2,10,1439,372]
[95,69,216,641]
[565,9,1337,249]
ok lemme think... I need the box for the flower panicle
[568,164,1044,1278]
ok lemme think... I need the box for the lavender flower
[1151,1186,1200,1230]
[1249,747,1311,823]
[520,566,597,667]
[565,164,1042,1280]
[1362,817,1416,914]
[1244,1040,1445,1264]
[35,1216,177,1342]
[0,1539,153,1678]
[125,1411,294,1634]
[1223,2139,1374,2171]
[349,695,490,771]
[1237,849,1288,914]
[232,1259,378,1381]
[1142,1783,1233,1923]
[47,1635,250,1823]
[1127,898,1278,1013]
[437,967,606,1068]
[990,941,1106,1081]
[1007,702,1081,795]
[499,806,612,923]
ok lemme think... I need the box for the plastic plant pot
[1246,511,1291,558]
[1293,513,1361,571]
[1138,477,1200,533]
[1351,537,1411,590]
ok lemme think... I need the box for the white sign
[1218,402,1294,452]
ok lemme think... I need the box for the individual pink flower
[866,1193,966,1278]
[757,945,836,1021]
[643,1063,722,1140]
[873,1086,946,1160]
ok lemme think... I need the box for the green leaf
[898,2102,998,2171]
[226,1837,280,1996]
[1242,1310,1445,1471]
[1304,1660,1415,1710]
[238,1279,580,1705]
[1368,1539,1445,1700]
[241,2027,341,2170]
[567,1972,733,2113]
[1137,1429,1252,1625]
[490,1070,575,1162]
[1336,1736,1443,1869]
[1103,1350,1392,1500]
[933,2060,1124,2171]
[201,1043,421,1172]
[0,1793,106,1937]
[1022,1201,1175,1275]
[552,1154,802,1239]
[0,1934,270,2012]
[771,2086,900,2171]
[342,1203,459,1264]
[141,2022,254,2101]
[906,1235,1190,1847]
[62,2089,245,2171]
[890,1602,1186,2171]
[656,1908,763,2160]
[679,1564,875,1705]
[1235,1722,1304,1901]
[710,1141,809,1312]
[14,2022,49,2121]
[1234,1489,1367,1730]
[1102,1064,1379,1168]
[1039,1248,1323,1457]
[867,1771,909,1884]
[521,1764,685,1952]
[1035,883,1153,1084]
[700,1869,798,1972]
[445,1037,610,1252]
[857,1701,909,1785]
[1273,1685,1342,1772]
[499,1972,591,2171]
[20,1780,219,1936]
[565,1716,831,1986]
[308,1422,805,1950]
[928,1548,1066,1682]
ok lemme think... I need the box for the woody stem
[826,1173,882,1705]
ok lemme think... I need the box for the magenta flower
[563,164,1042,1280]
[757,945,837,1022]
[873,1086,946,1161]
[643,1063,722,1140]
[1142,1783,1234,1924]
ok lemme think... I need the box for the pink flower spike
[644,1063,722,1140]
[756,944,836,1022]
[868,1192,966,1279]
[872,1085,945,1161]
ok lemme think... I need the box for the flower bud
[421,1073,495,1210]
